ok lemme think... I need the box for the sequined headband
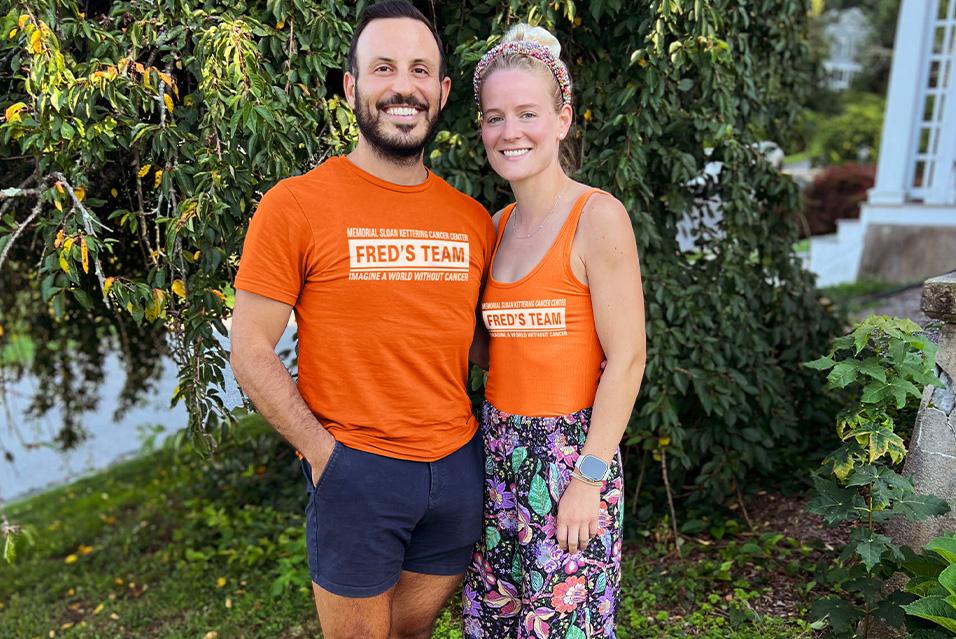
[472,40,572,109]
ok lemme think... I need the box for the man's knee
[312,581,392,639]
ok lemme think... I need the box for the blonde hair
[477,23,573,114]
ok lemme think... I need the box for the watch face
[579,455,608,480]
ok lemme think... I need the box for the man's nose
[390,69,414,96]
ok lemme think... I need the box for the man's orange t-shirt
[234,157,495,461]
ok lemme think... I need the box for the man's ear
[344,71,357,109]
[439,76,452,110]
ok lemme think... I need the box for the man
[229,2,495,638]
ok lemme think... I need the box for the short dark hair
[347,0,447,79]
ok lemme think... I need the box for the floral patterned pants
[463,402,624,639]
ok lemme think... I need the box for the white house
[810,0,956,286]
[823,8,871,90]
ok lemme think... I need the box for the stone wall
[858,225,956,284]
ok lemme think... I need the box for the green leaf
[903,596,956,633]
[858,357,887,382]
[861,381,890,404]
[854,324,874,354]
[811,596,862,633]
[828,361,859,389]
[939,564,956,597]
[823,442,864,482]
[854,532,898,572]
[875,590,912,628]
[844,464,880,487]
[528,474,552,517]
[891,493,950,523]
[807,475,866,525]
[928,536,956,565]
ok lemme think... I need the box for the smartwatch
[574,454,610,483]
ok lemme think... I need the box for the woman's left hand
[556,477,602,554]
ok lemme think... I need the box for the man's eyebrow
[368,57,435,68]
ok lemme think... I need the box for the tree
[0,0,839,518]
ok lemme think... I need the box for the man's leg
[389,571,463,639]
[313,581,395,639]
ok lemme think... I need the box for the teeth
[502,149,530,157]
[386,107,418,116]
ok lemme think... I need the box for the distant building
[810,0,956,286]
[823,8,871,90]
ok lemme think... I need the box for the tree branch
[0,196,43,275]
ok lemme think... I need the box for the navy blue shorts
[300,430,484,598]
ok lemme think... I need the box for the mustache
[376,94,429,111]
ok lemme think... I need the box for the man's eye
[375,65,390,73]
[413,67,428,75]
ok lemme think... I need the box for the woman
[462,23,647,639]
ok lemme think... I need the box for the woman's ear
[558,103,573,140]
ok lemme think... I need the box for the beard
[353,86,443,163]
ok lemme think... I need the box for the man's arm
[229,289,335,484]
[469,308,489,370]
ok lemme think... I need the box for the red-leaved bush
[801,163,876,237]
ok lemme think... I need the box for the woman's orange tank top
[481,188,607,416]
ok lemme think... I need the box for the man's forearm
[231,345,334,462]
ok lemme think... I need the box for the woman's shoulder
[490,205,513,231]
[578,188,630,231]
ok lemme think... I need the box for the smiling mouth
[383,106,423,117]
[501,148,531,158]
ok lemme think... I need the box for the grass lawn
[1,416,824,638]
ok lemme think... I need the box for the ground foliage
[0,414,823,638]
[0,0,839,515]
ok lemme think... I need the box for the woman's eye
[521,112,536,119]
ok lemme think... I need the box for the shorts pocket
[309,442,343,495]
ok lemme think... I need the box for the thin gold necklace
[511,183,569,240]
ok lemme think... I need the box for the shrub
[804,316,949,638]
[801,163,875,237]
[811,92,884,166]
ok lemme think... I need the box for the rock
[893,272,956,550]
[921,272,956,324]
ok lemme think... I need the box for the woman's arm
[578,194,646,462]
[555,193,646,553]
